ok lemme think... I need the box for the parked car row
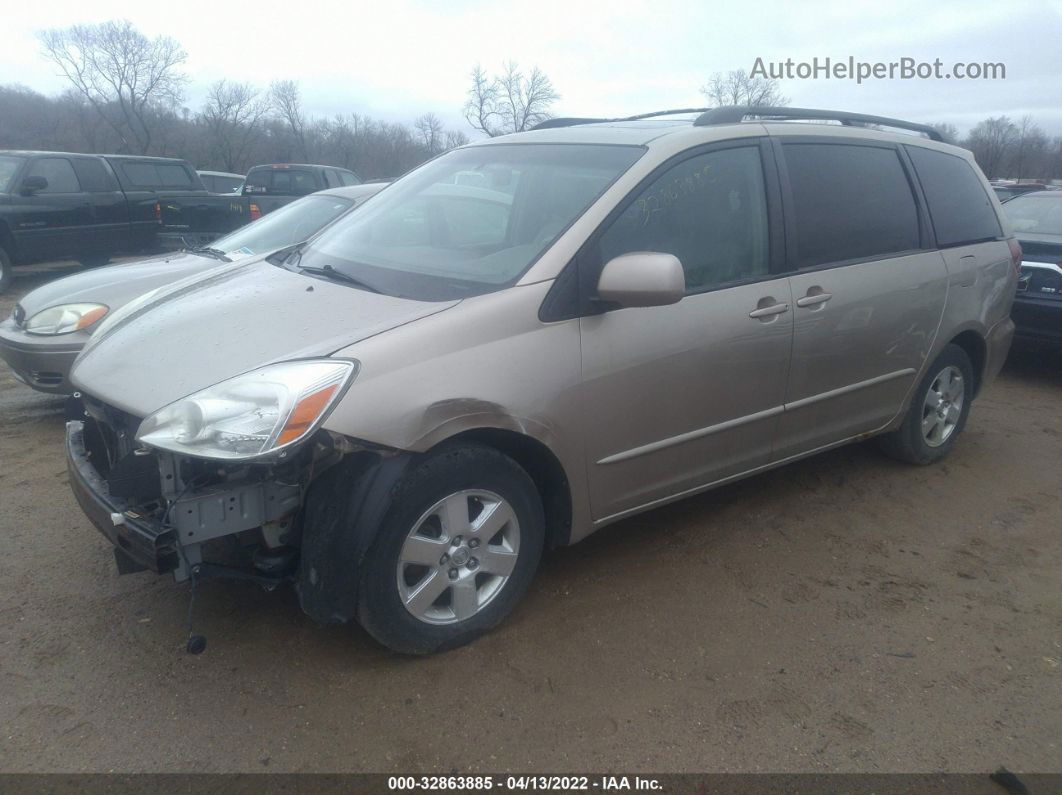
[1002,190,1062,344]
[990,180,1053,203]
[0,151,199,291]
[0,152,365,292]
[0,183,386,392]
[3,105,1049,657]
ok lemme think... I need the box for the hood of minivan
[71,259,460,417]
[16,251,221,319]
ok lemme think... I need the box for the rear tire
[356,444,544,655]
[878,344,974,465]
[0,246,12,293]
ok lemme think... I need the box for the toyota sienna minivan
[66,107,1018,654]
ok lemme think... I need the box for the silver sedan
[0,182,385,393]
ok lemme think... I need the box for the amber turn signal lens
[76,306,109,330]
[275,384,339,446]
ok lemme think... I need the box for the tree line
[3,21,1060,184]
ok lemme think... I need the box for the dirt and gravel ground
[0,264,1059,775]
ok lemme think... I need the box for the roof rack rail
[531,108,714,131]
[621,107,713,121]
[693,106,944,142]
[531,117,611,130]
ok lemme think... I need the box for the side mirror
[21,175,48,195]
[596,252,685,309]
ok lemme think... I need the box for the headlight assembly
[136,359,357,460]
[25,303,108,335]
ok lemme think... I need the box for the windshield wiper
[297,263,381,293]
[191,246,232,262]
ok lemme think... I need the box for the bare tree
[199,80,268,172]
[929,122,960,145]
[445,129,470,150]
[414,112,445,155]
[269,79,309,161]
[38,19,187,154]
[464,62,559,137]
[965,116,1017,179]
[701,69,787,108]
[1047,136,1062,182]
[1010,115,1048,181]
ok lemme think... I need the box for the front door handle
[796,292,833,308]
[749,302,790,319]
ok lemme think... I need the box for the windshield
[0,156,24,193]
[1004,194,1062,237]
[296,143,644,300]
[213,193,354,256]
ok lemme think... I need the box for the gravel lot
[1,264,1059,774]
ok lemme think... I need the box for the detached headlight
[26,303,108,335]
[136,360,357,461]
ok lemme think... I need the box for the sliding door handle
[749,302,790,319]
[796,292,833,308]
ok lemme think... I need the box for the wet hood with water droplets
[70,259,459,418]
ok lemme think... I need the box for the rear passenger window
[156,164,193,187]
[783,143,920,267]
[26,158,81,193]
[339,171,359,186]
[72,159,118,192]
[119,161,193,188]
[120,162,161,187]
[905,146,1001,246]
[599,146,769,292]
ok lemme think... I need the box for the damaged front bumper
[66,416,302,582]
[67,420,181,575]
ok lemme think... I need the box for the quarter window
[26,158,81,193]
[783,143,920,267]
[599,146,770,292]
[905,146,1001,246]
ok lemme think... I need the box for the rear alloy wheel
[357,444,544,654]
[879,344,974,465]
[920,365,965,448]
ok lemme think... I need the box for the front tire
[357,444,544,654]
[879,344,974,465]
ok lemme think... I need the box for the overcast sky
[3,0,1061,136]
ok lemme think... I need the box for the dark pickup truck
[240,163,361,216]
[0,150,239,291]
[0,155,364,290]
[159,164,364,249]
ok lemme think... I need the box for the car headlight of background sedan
[25,303,109,335]
[136,359,357,460]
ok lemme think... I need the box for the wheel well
[441,428,572,549]
[948,330,987,396]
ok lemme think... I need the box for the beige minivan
[67,107,1018,654]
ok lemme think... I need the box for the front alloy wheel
[397,490,521,625]
[356,444,544,654]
